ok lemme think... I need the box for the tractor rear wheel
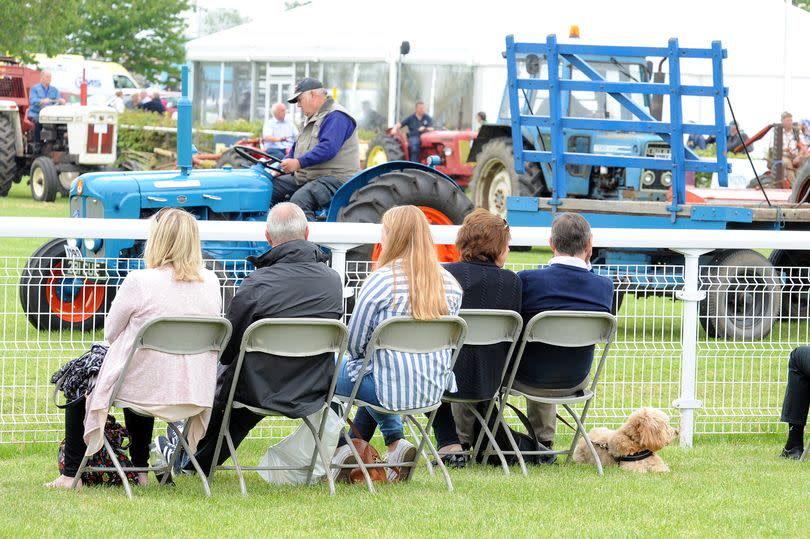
[699,249,781,340]
[337,168,474,267]
[19,238,113,331]
[216,148,252,169]
[366,134,406,166]
[0,114,17,197]
[30,156,59,202]
[470,138,548,218]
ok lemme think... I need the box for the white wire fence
[1,221,809,446]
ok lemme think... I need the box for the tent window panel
[222,62,252,121]
[194,62,222,124]
[321,62,388,127]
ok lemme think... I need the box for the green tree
[0,0,80,62]
[794,1,810,11]
[69,0,191,83]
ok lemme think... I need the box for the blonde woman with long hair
[48,208,222,489]
[332,205,463,482]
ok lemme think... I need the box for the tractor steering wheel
[232,145,283,170]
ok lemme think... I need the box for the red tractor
[0,58,39,197]
[365,128,477,187]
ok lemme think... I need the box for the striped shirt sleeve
[347,268,392,364]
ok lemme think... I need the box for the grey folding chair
[332,315,467,493]
[208,318,349,496]
[72,316,232,499]
[421,309,523,476]
[802,440,809,462]
[495,311,617,476]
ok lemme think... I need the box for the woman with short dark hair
[436,208,522,467]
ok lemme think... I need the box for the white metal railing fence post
[672,248,710,447]
[322,243,361,304]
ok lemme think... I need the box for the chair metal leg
[102,436,133,499]
[207,407,233,486]
[492,405,528,477]
[303,415,335,496]
[225,431,247,496]
[801,441,809,462]
[563,403,602,476]
[71,455,90,489]
[340,428,375,493]
[468,405,510,475]
[407,417,434,476]
[171,422,211,497]
[410,413,453,492]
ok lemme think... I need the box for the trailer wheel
[30,156,59,202]
[19,238,113,331]
[366,134,406,166]
[337,167,474,266]
[0,114,17,197]
[470,138,548,218]
[216,148,252,169]
[700,249,781,340]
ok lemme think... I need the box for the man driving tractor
[272,77,360,219]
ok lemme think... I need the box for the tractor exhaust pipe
[177,65,192,176]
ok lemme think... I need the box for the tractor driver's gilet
[293,97,360,184]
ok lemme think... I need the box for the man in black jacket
[158,202,343,475]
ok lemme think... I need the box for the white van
[30,54,140,105]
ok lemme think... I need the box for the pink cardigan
[84,267,222,456]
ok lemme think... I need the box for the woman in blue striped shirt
[333,205,463,481]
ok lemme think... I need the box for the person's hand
[57,98,66,105]
[281,158,301,173]
[426,127,434,132]
[793,156,802,167]
[418,126,425,132]
[41,98,50,105]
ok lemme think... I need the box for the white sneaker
[385,439,417,482]
[331,444,356,483]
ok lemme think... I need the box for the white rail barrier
[2,218,808,447]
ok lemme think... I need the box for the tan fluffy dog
[572,407,676,472]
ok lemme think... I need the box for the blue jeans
[335,358,403,446]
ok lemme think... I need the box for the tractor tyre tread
[0,114,17,197]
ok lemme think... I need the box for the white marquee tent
[187,0,810,153]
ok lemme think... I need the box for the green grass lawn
[0,436,807,538]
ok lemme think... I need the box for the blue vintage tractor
[19,67,473,331]
[469,40,682,217]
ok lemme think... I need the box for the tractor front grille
[0,76,24,99]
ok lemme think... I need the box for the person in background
[273,77,360,219]
[799,120,810,148]
[779,347,810,459]
[726,121,751,153]
[107,90,125,113]
[475,111,487,131]
[28,70,66,143]
[331,205,463,482]
[394,101,433,162]
[139,91,166,115]
[516,213,614,459]
[781,111,810,183]
[46,208,222,489]
[125,92,141,110]
[262,102,298,160]
[360,101,386,132]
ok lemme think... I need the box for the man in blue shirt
[395,101,433,162]
[262,103,298,160]
[272,78,360,219]
[28,71,65,142]
[516,213,614,453]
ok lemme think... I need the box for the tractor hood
[70,166,273,219]
[586,132,666,156]
[39,104,117,125]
